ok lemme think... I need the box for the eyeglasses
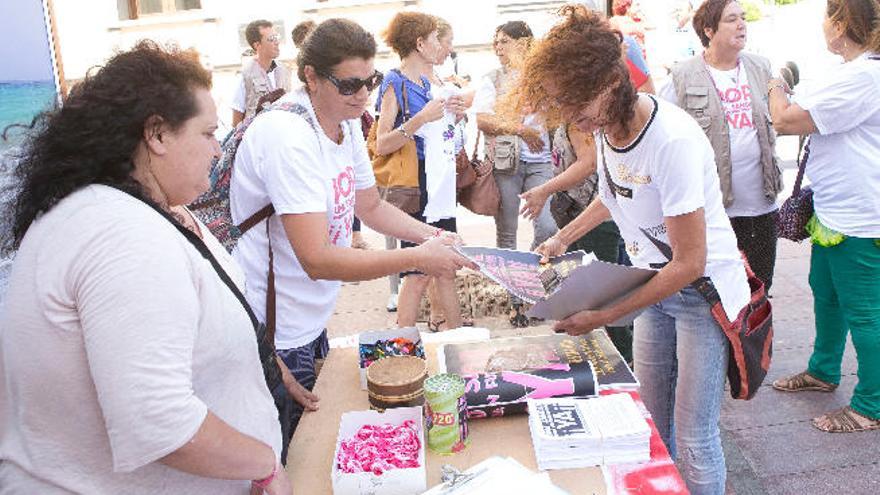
[264,34,281,43]
[320,70,383,96]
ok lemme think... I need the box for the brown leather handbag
[458,132,500,216]
[367,75,421,214]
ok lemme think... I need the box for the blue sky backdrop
[0,1,55,82]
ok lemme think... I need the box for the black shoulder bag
[115,188,282,392]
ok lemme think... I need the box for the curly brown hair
[503,4,635,132]
[692,0,735,48]
[382,12,437,58]
[826,0,880,52]
[5,41,211,254]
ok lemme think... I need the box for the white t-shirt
[793,52,880,237]
[472,71,552,163]
[598,96,750,321]
[230,64,279,114]
[0,185,281,494]
[230,88,375,350]
[417,83,459,223]
[659,65,775,218]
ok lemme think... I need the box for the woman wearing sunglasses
[517,6,749,493]
[229,18,474,446]
[375,12,469,332]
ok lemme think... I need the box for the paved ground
[327,197,880,494]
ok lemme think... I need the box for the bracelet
[254,461,278,489]
[397,126,414,140]
[767,84,786,97]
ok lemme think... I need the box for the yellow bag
[367,77,421,214]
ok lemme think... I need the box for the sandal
[812,406,880,433]
[772,371,838,393]
[509,304,529,329]
[428,319,446,333]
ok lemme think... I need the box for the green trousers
[807,237,880,419]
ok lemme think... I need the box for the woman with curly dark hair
[516,6,750,493]
[0,42,291,493]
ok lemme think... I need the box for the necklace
[703,54,742,103]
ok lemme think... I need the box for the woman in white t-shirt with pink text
[230,19,474,447]
[768,0,880,434]
[661,0,783,294]
[516,7,750,493]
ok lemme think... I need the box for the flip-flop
[428,319,446,333]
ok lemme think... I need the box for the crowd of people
[1,1,878,494]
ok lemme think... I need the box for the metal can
[423,373,468,454]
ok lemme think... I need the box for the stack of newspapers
[528,394,651,470]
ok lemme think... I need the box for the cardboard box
[359,327,425,390]
[331,407,427,495]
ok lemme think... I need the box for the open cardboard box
[331,406,427,495]
[359,327,424,390]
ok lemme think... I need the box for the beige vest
[670,52,783,207]
[242,58,292,120]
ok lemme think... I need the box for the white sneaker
[386,293,398,312]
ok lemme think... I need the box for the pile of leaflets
[528,394,651,470]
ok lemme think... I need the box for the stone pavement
[327,202,880,494]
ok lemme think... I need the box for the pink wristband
[254,461,278,489]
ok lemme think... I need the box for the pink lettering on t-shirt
[719,83,754,130]
[328,166,357,246]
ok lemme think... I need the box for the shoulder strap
[236,101,321,236]
[105,187,282,389]
[598,133,633,199]
[791,138,811,196]
[125,194,262,329]
[638,225,721,305]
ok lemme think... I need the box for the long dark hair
[3,40,211,256]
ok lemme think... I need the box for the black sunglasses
[319,70,383,96]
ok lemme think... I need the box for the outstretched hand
[535,236,568,264]
[519,186,550,221]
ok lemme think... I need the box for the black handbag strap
[112,188,282,390]
[598,134,634,199]
[638,227,722,306]
[137,196,262,329]
[792,139,811,195]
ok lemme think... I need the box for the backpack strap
[235,101,323,342]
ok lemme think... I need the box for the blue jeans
[634,286,728,495]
